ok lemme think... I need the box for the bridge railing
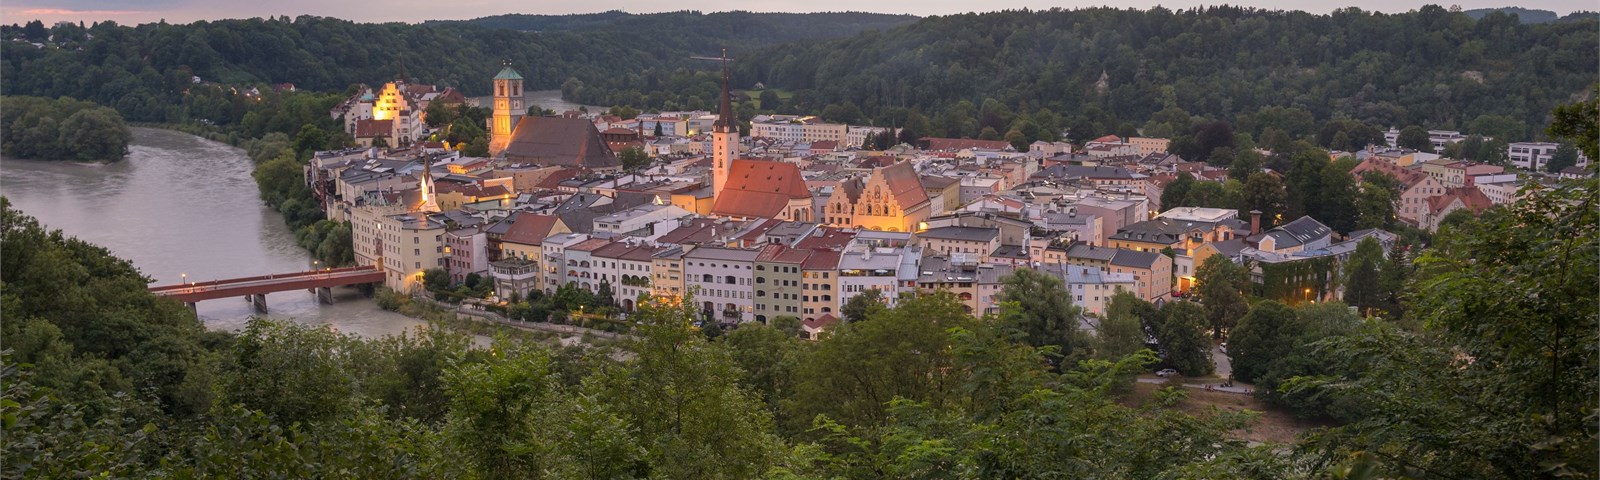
[149,265,381,294]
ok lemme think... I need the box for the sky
[3,0,1588,26]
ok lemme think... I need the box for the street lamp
[181,273,187,285]
[1304,287,1312,303]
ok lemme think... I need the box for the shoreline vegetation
[0,96,131,162]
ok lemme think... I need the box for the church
[486,66,619,170]
[704,56,813,222]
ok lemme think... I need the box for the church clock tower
[488,63,524,157]
[710,51,737,199]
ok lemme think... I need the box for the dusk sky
[5,0,1588,26]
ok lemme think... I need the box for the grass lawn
[743,88,794,110]
[1121,379,1327,445]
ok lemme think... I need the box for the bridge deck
[150,266,385,303]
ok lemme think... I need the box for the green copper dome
[493,67,524,81]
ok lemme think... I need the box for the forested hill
[0,11,912,124]
[728,5,1596,141]
[1461,7,1559,23]
[429,10,919,50]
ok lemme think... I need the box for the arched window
[702,274,713,283]
[725,275,737,284]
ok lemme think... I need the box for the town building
[684,246,759,324]
[823,161,932,232]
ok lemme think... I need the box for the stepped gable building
[823,161,931,232]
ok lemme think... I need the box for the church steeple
[710,49,738,201]
[417,156,440,213]
[713,49,735,133]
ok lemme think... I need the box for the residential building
[915,255,1012,317]
[1039,264,1136,315]
[1418,187,1493,232]
[684,246,760,324]
[800,250,842,321]
[915,226,1001,260]
[754,244,810,323]
[650,247,687,299]
[379,212,447,293]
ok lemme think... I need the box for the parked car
[1155,368,1178,377]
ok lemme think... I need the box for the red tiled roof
[499,213,563,246]
[878,161,930,209]
[1088,134,1122,144]
[1350,157,1423,186]
[803,314,839,330]
[801,249,841,270]
[503,116,619,169]
[711,159,811,219]
[1428,186,1493,216]
[534,167,584,190]
[354,119,392,138]
[568,237,614,253]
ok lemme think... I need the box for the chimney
[1250,210,1262,235]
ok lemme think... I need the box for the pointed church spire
[715,48,734,132]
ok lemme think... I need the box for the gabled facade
[822,161,932,232]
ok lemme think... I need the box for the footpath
[411,295,631,342]
[1135,377,1256,395]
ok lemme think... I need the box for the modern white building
[1507,142,1589,171]
[592,203,691,241]
[750,115,848,143]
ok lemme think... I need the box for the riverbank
[375,288,631,349]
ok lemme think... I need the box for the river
[468,89,605,113]
[0,127,435,339]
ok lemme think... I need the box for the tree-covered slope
[728,5,1595,139]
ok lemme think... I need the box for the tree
[1284,149,1325,219]
[1285,174,1597,477]
[1226,300,1297,383]
[786,293,971,434]
[758,89,781,110]
[1095,291,1152,361]
[1354,181,1396,230]
[1341,237,1385,315]
[718,321,803,411]
[590,294,782,477]
[1240,173,1286,229]
[1160,173,1195,210]
[618,146,650,172]
[1317,163,1360,233]
[1375,239,1411,318]
[1228,149,1265,180]
[1155,301,1213,376]
[1547,84,1598,160]
[423,100,456,128]
[1395,125,1431,151]
[1194,255,1248,338]
[1546,143,1579,173]
[996,268,1085,362]
[652,122,663,137]
[839,288,885,322]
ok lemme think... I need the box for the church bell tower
[710,50,737,199]
[488,62,524,157]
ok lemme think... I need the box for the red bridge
[149,265,385,313]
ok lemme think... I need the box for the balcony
[491,258,538,282]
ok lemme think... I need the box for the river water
[468,89,605,113]
[0,127,433,339]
